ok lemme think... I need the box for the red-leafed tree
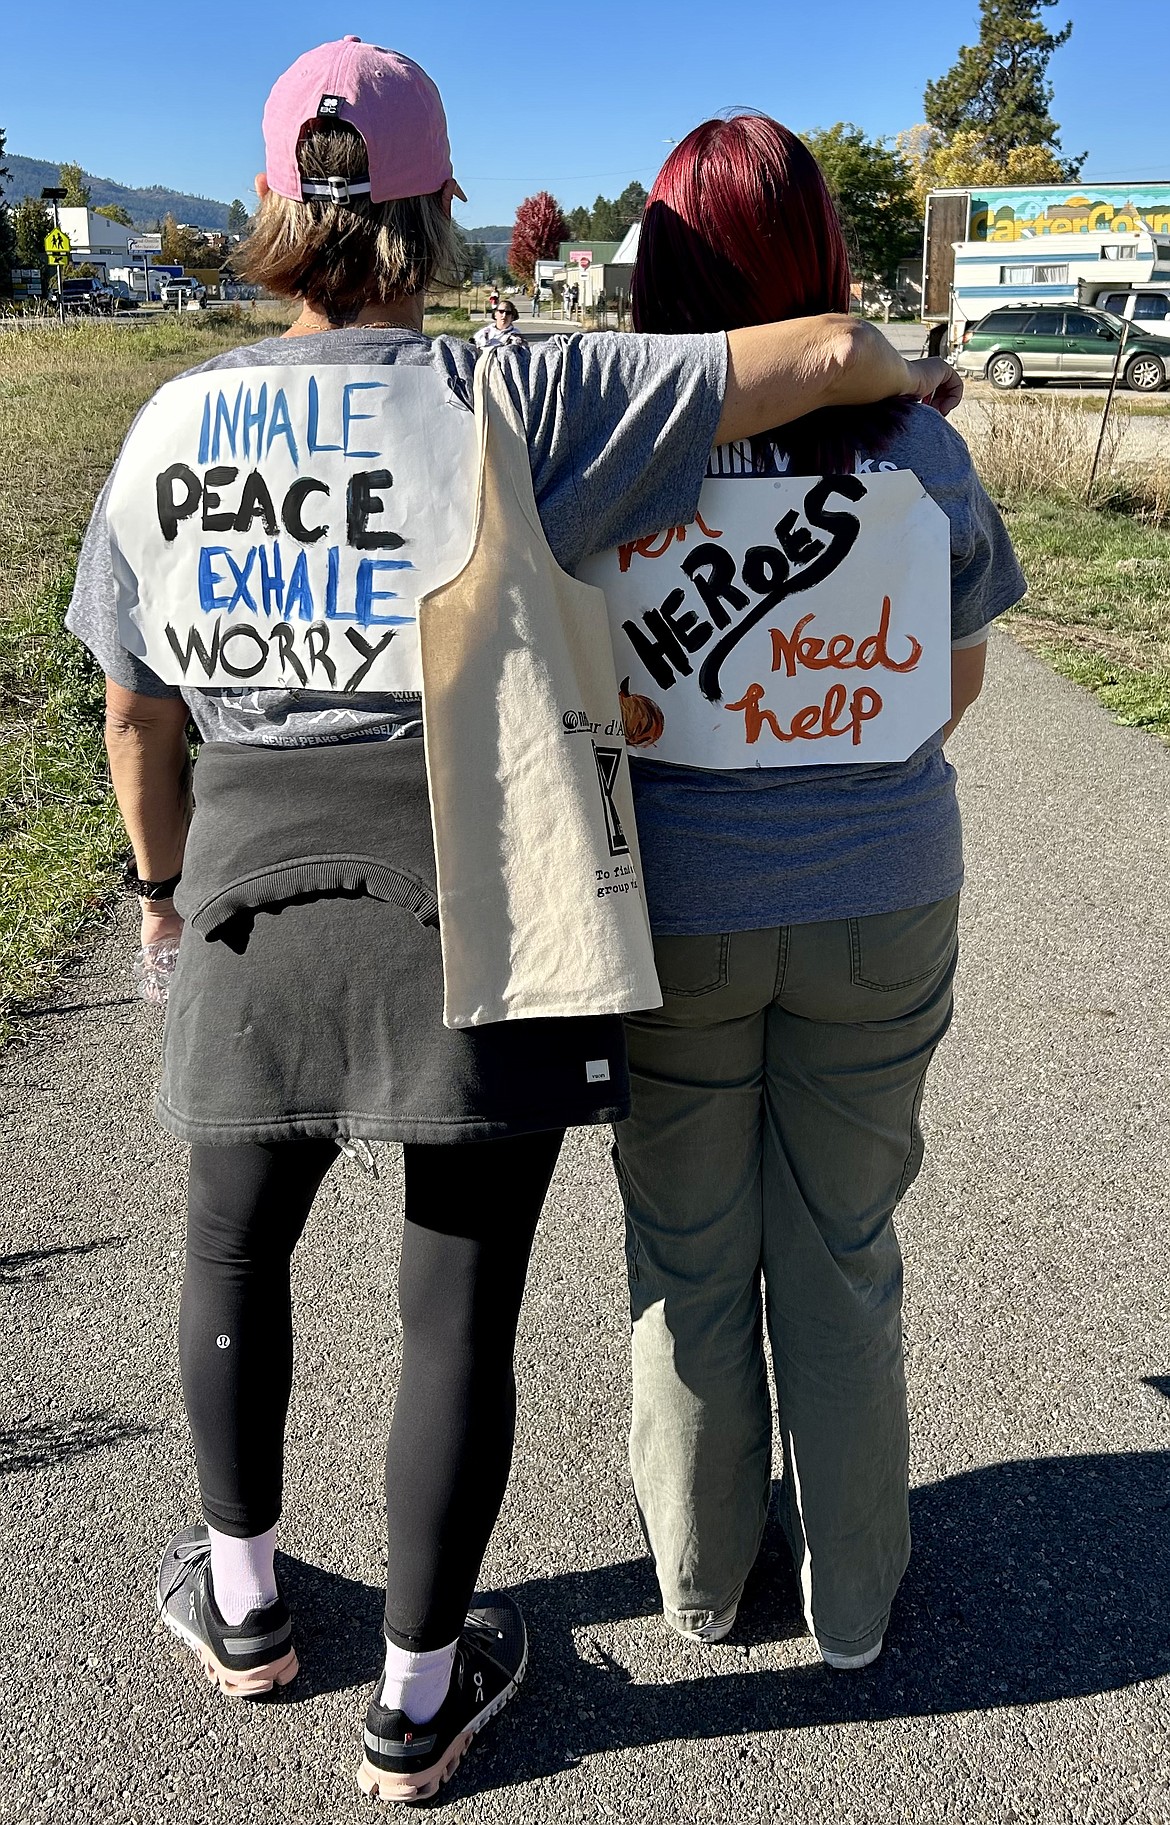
[508,191,568,281]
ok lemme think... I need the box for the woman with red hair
[612,117,1025,1668]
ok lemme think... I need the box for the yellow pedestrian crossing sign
[44,227,71,265]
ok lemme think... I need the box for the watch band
[123,861,182,901]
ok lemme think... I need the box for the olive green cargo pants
[614,897,959,1659]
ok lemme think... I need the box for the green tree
[226,198,249,235]
[14,195,51,287]
[0,130,17,294]
[588,194,623,240]
[803,123,919,284]
[59,161,92,207]
[160,211,203,268]
[616,180,648,231]
[564,205,591,241]
[924,0,1082,174]
[94,202,134,227]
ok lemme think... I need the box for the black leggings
[179,1129,563,1650]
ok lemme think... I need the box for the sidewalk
[3,631,1169,1824]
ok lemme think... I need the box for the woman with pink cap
[66,36,959,1804]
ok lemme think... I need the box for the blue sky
[4,1,1166,225]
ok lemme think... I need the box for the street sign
[128,234,163,253]
[47,251,68,267]
[569,250,593,271]
[44,227,71,258]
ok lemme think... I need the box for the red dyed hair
[632,115,908,471]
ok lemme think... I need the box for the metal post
[1086,320,1130,502]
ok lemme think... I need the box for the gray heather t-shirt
[630,406,1026,932]
[66,325,727,746]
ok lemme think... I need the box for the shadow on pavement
[0,1407,155,1475]
[0,1235,126,1285]
[263,1449,1170,1792]
[459,1448,1170,1798]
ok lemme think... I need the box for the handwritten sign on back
[106,365,477,695]
[578,473,951,768]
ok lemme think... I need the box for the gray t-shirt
[66,325,727,745]
[631,406,1026,932]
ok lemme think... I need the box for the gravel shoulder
[3,631,1169,1825]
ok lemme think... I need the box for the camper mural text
[969,184,1170,241]
[578,473,952,770]
[105,365,477,693]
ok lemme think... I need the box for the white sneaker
[818,1635,883,1670]
[668,1600,739,1644]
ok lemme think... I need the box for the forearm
[104,693,191,880]
[716,316,958,445]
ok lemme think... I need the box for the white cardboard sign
[577,473,952,768]
[106,365,477,695]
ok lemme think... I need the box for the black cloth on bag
[158,738,629,1144]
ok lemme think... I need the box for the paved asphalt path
[3,631,1169,1825]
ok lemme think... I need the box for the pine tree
[588,194,623,241]
[508,192,568,280]
[924,0,1082,174]
[615,181,648,231]
[0,131,17,294]
[14,195,51,281]
[227,199,249,235]
[564,205,591,241]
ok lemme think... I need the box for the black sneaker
[156,1524,299,1698]
[357,1594,527,1804]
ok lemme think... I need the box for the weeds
[0,309,292,1031]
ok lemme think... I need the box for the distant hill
[461,224,512,265]
[3,154,232,230]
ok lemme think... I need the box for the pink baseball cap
[262,36,466,205]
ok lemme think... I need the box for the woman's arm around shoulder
[716,316,961,445]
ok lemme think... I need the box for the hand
[140,899,184,950]
[902,357,963,417]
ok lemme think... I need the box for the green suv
[955,304,1168,392]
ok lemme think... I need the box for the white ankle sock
[207,1524,279,1625]
[381,1638,458,1725]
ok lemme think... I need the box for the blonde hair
[241,123,461,321]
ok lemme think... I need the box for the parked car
[1093,287,1170,341]
[59,276,114,315]
[159,277,206,310]
[955,303,1168,393]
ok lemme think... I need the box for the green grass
[1002,495,1170,741]
[0,308,293,1033]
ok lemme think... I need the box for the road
[4,629,1169,1824]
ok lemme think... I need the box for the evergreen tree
[0,131,17,294]
[564,205,591,241]
[803,124,919,284]
[924,0,1082,174]
[14,194,51,285]
[59,161,92,207]
[94,202,134,226]
[227,198,249,235]
[616,180,648,231]
[588,194,623,240]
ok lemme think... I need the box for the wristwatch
[122,860,182,901]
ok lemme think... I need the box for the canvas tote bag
[418,349,661,1028]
